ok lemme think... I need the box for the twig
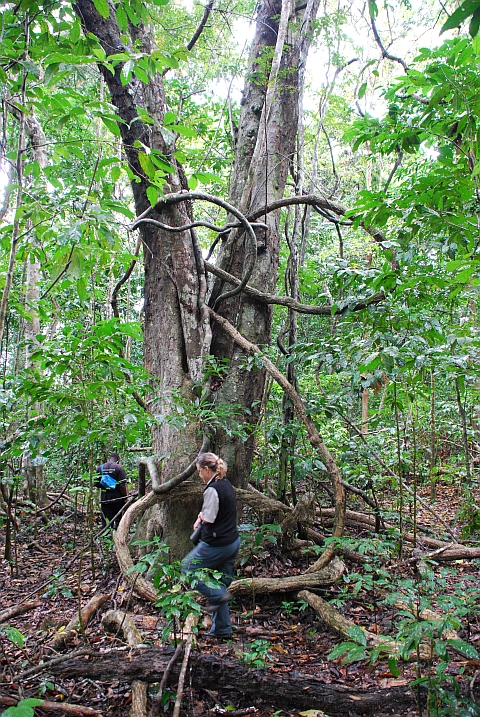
[172,615,198,717]
[150,644,183,717]
[369,7,408,72]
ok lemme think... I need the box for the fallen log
[298,590,433,661]
[0,600,41,624]
[53,593,109,649]
[49,647,418,715]
[0,696,101,716]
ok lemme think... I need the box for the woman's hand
[193,515,202,529]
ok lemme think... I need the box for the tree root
[115,482,325,602]
[229,555,344,595]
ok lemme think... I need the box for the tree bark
[74,0,210,558]
[208,0,321,487]
[50,648,419,715]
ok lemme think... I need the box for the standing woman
[181,452,240,638]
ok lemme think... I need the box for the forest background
[2,0,480,715]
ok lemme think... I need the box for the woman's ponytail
[197,452,228,479]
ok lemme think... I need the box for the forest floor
[1,480,480,717]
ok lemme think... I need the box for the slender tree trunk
[209,0,321,486]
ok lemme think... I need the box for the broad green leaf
[441,0,480,34]
[170,124,196,138]
[188,174,199,190]
[163,111,177,125]
[388,657,400,677]
[116,4,128,30]
[94,0,110,18]
[101,116,121,136]
[77,277,89,302]
[358,82,367,99]
[118,322,142,340]
[121,59,134,85]
[194,172,221,183]
[346,624,367,646]
[135,65,149,84]
[146,185,160,207]
[0,625,25,647]
[447,639,479,659]
[138,152,156,179]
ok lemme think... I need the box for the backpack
[99,464,117,490]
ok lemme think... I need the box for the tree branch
[187,0,214,51]
[204,261,385,315]
[369,7,408,72]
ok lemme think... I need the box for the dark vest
[201,477,238,547]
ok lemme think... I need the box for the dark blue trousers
[181,537,240,636]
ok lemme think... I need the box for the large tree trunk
[74,0,321,555]
[74,2,210,557]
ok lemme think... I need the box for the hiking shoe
[202,631,233,641]
[204,591,233,613]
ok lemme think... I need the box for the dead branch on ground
[0,697,102,716]
[53,593,109,650]
[0,600,41,624]
[298,589,434,661]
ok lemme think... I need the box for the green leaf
[121,59,134,86]
[170,124,196,138]
[138,152,156,179]
[101,117,121,137]
[118,322,142,340]
[358,82,367,99]
[346,624,367,646]
[388,656,400,677]
[116,4,128,30]
[135,65,149,84]
[328,641,356,660]
[163,111,177,125]
[76,277,89,302]
[194,172,221,184]
[441,0,480,34]
[447,639,479,659]
[93,0,110,18]
[102,201,135,219]
[470,7,480,36]
[188,174,199,190]
[0,625,25,647]
[2,698,43,717]
[146,185,160,207]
